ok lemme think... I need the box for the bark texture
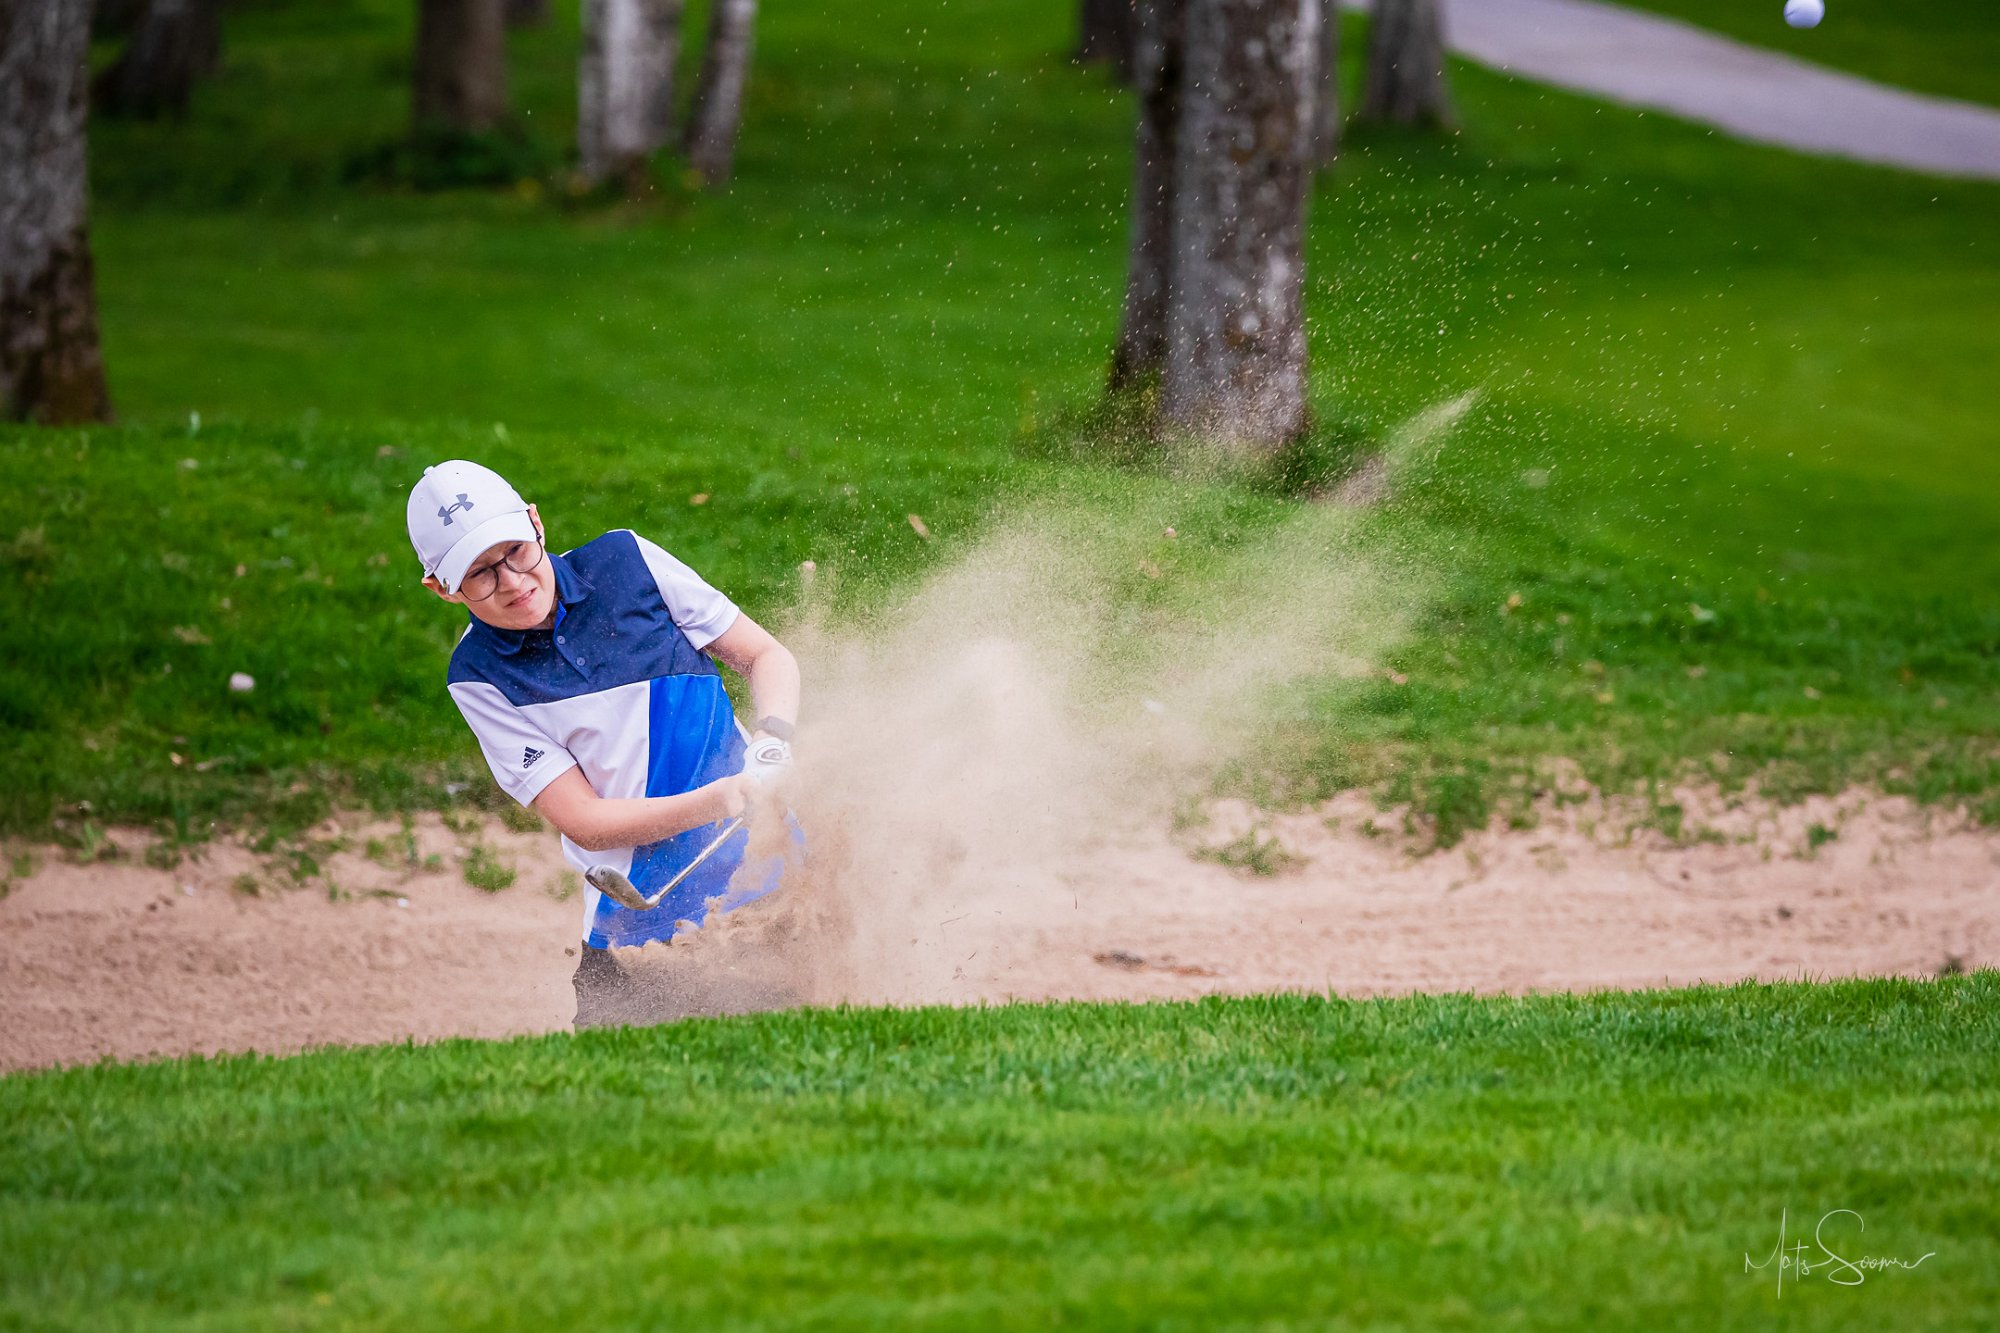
[578,0,681,190]
[1357,0,1454,130]
[1109,0,1185,389]
[413,0,508,136]
[1160,0,1313,450]
[505,0,548,26]
[1,0,113,424]
[94,0,220,118]
[1310,0,1339,165]
[682,0,757,186]
[1075,0,1136,81]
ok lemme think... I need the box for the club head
[585,863,651,911]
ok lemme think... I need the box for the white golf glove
[741,735,793,791]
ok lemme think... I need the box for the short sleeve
[448,680,579,806]
[630,532,740,649]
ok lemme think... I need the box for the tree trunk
[94,0,222,119]
[505,0,548,26]
[682,0,757,187]
[1,0,113,424]
[1160,0,1313,451]
[1357,0,1453,130]
[413,0,508,136]
[1109,0,1185,390]
[1076,0,1136,81]
[578,0,681,191]
[1310,0,1338,165]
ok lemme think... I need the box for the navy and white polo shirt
[446,528,787,949]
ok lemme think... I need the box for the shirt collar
[467,548,592,657]
[551,548,592,606]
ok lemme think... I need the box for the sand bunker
[15,478,2000,1072]
[6,479,1992,1072]
[0,786,1992,1073]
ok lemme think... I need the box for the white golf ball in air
[1783,0,1824,28]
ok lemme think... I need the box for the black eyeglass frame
[458,536,547,601]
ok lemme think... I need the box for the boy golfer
[406,460,801,1026]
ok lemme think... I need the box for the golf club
[585,817,744,911]
[584,735,792,911]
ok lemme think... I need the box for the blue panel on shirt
[591,674,770,948]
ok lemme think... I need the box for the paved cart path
[1358,0,2000,179]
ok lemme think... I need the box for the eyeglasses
[459,537,546,601]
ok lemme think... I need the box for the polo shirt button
[556,635,565,644]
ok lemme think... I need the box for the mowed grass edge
[1,974,1995,1328]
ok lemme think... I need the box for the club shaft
[640,816,744,907]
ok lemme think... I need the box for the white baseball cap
[406,460,540,593]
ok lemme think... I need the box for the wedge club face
[584,863,652,911]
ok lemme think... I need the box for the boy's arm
[535,612,795,853]
[454,678,752,851]
[704,612,800,738]
[534,767,751,852]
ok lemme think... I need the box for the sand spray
[660,463,1446,1007]
[616,393,1490,1010]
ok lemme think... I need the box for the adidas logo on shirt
[523,746,545,768]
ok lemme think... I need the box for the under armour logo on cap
[523,746,544,767]
[438,493,475,526]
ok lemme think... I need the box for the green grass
[1615,0,2000,106]
[11,13,1995,1321]
[460,843,516,892]
[4,0,1998,848]
[1,977,1994,1328]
